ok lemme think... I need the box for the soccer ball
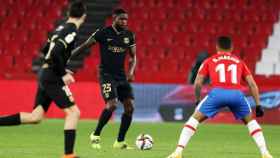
[135,134,153,150]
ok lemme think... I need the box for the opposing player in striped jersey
[167,36,273,158]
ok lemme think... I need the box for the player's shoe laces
[62,154,80,158]
[90,132,101,149]
[262,153,273,158]
[113,140,134,149]
[166,152,182,158]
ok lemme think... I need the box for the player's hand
[62,73,75,85]
[127,73,135,82]
[255,105,264,117]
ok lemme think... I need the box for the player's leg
[113,98,134,149]
[63,105,80,158]
[242,115,273,158]
[19,106,45,124]
[167,111,208,158]
[168,91,220,158]
[113,81,134,148]
[93,98,118,136]
[229,91,273,158]
[118,98,134,142]
[175,111,207,152]
[0,106,45,125]
[90,77,118,149]
[0,86,50,126]
[90,99,118,149]
[45,83,80,158]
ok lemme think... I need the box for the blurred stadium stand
[256,21,280,76]
[120,0,279,84]
[0,0,279,85]
[0,0,117,80]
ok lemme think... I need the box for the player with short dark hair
[167,36,273,158]
[0,1,86,158]
[66,8,136,149]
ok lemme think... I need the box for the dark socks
[117,113,132,142]
[64,129,76,155]
[0,113,21,126]
[94,109,113,136]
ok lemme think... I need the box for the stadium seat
[256,61,274,76]
[137,33,154,46]
[206,9,223,22]
[145,46,166,60]
[0,0,67,80]
[177,0,194,8]
[275,63,280,75]
[130,9,149,20]
[174,34,195,47]
[243,10,261,22]
[37,20,54,32]
[0,8,8,17]
[0,0,276,82]
[30,31,47,45]
[153,33,174,46]
[20,0,35,6]
[23,43,41,56]
[167,9,186,21]
[2,55,14,70]
[149,8,167,21]
[159,59,178,72]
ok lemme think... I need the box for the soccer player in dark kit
[66,8,136,149]
[0,1,86,158]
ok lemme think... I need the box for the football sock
[247,120,269,155]
[175,117,199,153]
[64,129,76,155]
[117,113,132,142]
[94,109,113,136]
[0,113,21,126]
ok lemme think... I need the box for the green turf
[0,119,279,158]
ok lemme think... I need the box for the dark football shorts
[99,73,134,102]
[34,81,75,112]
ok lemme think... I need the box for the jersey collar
[112,25,121,35]
[217,51,231,55]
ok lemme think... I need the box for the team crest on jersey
[123,37,129,44]
[56,25,64,31]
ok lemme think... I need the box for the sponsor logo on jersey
[124,37,129,44]
[56,25,64,31]
[108,45,126,53]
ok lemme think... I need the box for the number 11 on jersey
[215,64,237,84]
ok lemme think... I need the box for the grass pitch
[0,119,279,158]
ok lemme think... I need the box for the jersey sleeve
[88,28,104,43]
[57,28,77,49]
[198,60,209,77]
[129,32,136,47]
[49,26,77,76]
[50,41,68,76]
[242,61,252,78]
[41,39,50,56]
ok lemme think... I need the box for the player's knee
[71,108,81,119]
[65,106,80,119]
[30,114,43,124]
[73,108,81,119]
[124,100,134,116]
[124,105,134,116]
[107,105,117,112]
[106,99,118,112]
